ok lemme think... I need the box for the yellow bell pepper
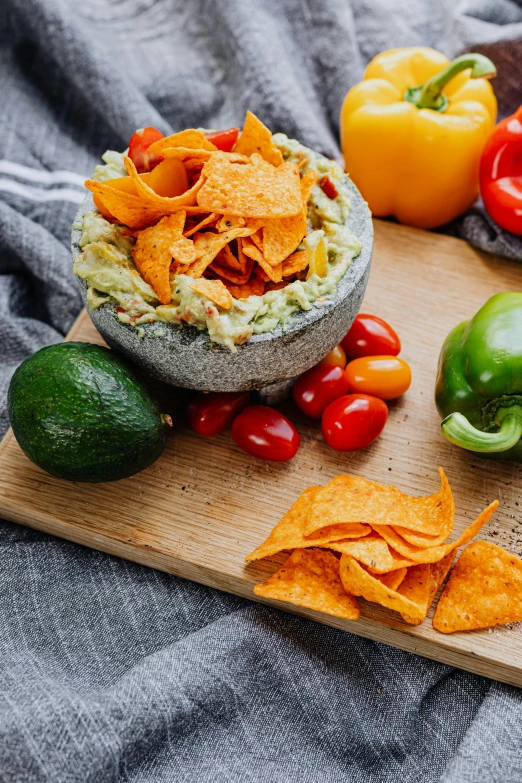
[340,48,497,229]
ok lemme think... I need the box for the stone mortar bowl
[71,169,373,392]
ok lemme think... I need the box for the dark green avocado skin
[8,342,166,482]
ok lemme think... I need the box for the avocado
[8,342,166,482]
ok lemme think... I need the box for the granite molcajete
[71,171,373,392]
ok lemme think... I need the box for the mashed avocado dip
[73,137,362,351]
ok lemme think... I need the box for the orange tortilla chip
[373,568,408,592]
[124,156,203,210]
[189,278,233,310]
[397,564,430,624]
[225,279,265,299]
[325,532,394,573]
[339,554,427,622]
[254,549,360,621]
[148,129,218,156]
[183,213,218,237]
[85,180,168,229]
[401,552,456,626]
[245,488,370,562]
[216,215,246,232]
[208,260,254,285]
[305,468,455,537]
[433,541,522,633]
[282,250,309,277]
[242,238,283,283]
[187,226,257,278]
[262,170,317,265]
[131,212,186,304]
[197,152,302,218]
[367,547,417,573]
[374,501,498,564]
[234,110,284,167]
[170,234,196,265]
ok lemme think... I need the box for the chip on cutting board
[433,541,522,633]
[254,549,360,621]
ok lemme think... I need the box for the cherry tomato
[128,127,165,173]
[341,314,401,359]
[345,356,411,400]
[231,406,300,461]
[322,394,388,451]
[188,391,250,437]
[318,344,347,368]
[205,128,240,152]
[292,365,349,419]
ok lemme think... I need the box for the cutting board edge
[1,490,521,689]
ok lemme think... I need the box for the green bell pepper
[435,292,522,460]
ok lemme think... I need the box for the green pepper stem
[441,405,522,453]
[404,53,496,112]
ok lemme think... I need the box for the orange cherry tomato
[345,356,411,400]
[318,344,347,368]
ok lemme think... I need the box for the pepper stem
[404,53,496,112]
[441,405,522,453]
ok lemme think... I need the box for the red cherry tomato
[322,394,388,451]
[318,344,347,368]
[128,127,165,173]
[188,391,249,437]
[345,356,411,400]
[292,364,349,419]
[341,314,401,359]
[231,406,300,461]
[205,128,240,152]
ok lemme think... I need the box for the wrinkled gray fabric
[2,1,522,780]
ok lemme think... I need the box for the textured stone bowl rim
[71,150,373,390]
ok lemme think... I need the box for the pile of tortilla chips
[85,112,320,308]
[247,469,504,630]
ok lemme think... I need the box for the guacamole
[73,137,362,351]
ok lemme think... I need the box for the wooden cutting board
[2,219,522,687]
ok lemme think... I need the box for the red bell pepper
[480,105,522,235]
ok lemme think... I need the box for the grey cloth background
[2,1,522,780]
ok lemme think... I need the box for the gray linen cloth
[2,1,522,780]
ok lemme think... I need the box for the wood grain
[2,219,522,686]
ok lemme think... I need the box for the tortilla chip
[305,468,454,537]
[226,279,266,299]
[170,234,196,265]
[282,250,309,277]
[262,170,317,265]
[86,180,168,229]
[250,229,264,251]
[217,243,244,271]
[216,215,246,232]
[208,259,253,285]
[325,532,394,573]
[148,129,218,156]
[373,568,408,592]
[433,541,522,633]
[197,152,302,218]
[187,226,257,278]
[254,549,360,621]
[339,554,426,622]
[374,501,498,565]
[367,547,417,573]
[245,488,371,562]
[189,278,233,310]
[397,564,430,624]
[242,238,283,283]
[234,110,284,167]
[131,212,186,304]
[183,213,219,237]
[401,552,456,626]
[124,156,203,210]
[392,526,451,549]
